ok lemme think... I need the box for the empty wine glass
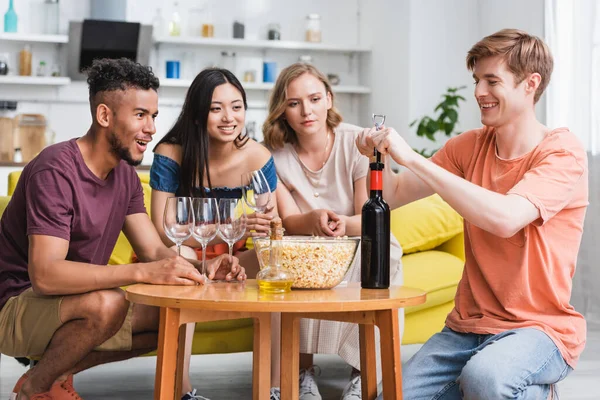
[163,197,194,256]
[242,169,272,213]
[218,198,247,257]
[191,197,219,279]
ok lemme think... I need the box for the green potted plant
[411,86,467,157]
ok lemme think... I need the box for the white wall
[0,0,547,167]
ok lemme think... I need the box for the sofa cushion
[403,250,464,314]
[108,181,152,265]
[392,194,463,254]
[0,196,10,216]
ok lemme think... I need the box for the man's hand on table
[141,256,206,285]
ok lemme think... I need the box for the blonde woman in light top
[263,62,403,400]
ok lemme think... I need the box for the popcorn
[253,236,359,289]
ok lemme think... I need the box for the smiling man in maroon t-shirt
[0,58,246,400]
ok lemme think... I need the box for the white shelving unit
[0,76,71,85]
[154,36,370,53]
[161,79,371,94]
[0,32,68,44]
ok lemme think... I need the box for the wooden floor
[1,327,599,399]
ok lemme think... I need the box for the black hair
[155,68,249,197]
[86,58,159,100]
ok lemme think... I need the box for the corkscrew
[371,114,386,163]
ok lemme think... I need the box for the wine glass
[163,197,194,256]
[191,198,220,279]
[218,198,247,258]
[242,170,272,213]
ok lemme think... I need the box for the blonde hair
[466,29,553,103]
[263,63,342,150]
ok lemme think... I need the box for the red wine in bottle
[361,152,390,289]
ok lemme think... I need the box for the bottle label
[370,170,383,191]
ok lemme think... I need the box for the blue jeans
[379,327,572,399]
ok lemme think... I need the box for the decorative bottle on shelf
[151,8,165,37]
[168,2,181,36]
[19,45,32,76]
[13,147,23,163]
[43,0,59,35]
[257,218,294,293]
[361,115,390,289]
[4,0,18,33]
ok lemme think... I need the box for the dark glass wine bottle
[361,151,391,289]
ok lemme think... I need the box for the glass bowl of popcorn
[252,236,360,289]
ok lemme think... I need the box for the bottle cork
[270,217,283,240]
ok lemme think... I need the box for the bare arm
[28,235,142,295]
[367,128,540,238]
[358,132,435,210]
[277,182,313,235]
[277,180,345,237]
[339,176,368,236]
[403,154,539,237]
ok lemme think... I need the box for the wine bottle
[361,150,391,289]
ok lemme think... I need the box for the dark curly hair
[86,58,159,99]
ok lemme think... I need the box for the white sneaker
[299,366,322,400]
[340,372,362,399]
[181,389,210,400]
[270,387,281,400]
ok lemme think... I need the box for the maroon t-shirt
[0,139,146,309]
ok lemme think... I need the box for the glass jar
[168,2,181,36]
[43,0,59,35]
[233,20,244,39]
[305,14,321,43]
[220,51,236,72]
[267,23,281,40]
[36,61,47,77]
[151,8,165,37]
[0,53,9,75]
[19,45,32,76]
[256,218,294,293]
[201,11,214,38]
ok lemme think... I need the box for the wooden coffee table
[126,280,426,400]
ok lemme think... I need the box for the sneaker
[299,366,322,400]
[11,372,75,400]
[340,372,362,399]
[181,389,210,400]
[11,370,32,400]
[270,387,281,400]
[19,378,82,400]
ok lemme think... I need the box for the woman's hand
[309,209,346,237]
[205,254,246,281]
[246,212,273,237]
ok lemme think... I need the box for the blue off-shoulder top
[150,153,278,199]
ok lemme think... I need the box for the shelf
[160,79,370,94]
[0,33,68,44]
[0,76,71,85]
[154,36,371,53]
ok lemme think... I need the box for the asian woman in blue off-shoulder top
[149,68,278,400]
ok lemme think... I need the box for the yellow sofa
[3,171,464,352]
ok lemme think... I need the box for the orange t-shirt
[431,126,588,367]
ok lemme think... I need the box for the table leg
[155,307,181,400]
[376,309,402,400]
[252,313,272,400]
[175,324,188,398]
[359,323,378,400]
[280,313,300,400]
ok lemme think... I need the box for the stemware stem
[201,243,208,277]
[228,243,234,258]
[176,243,182,257]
